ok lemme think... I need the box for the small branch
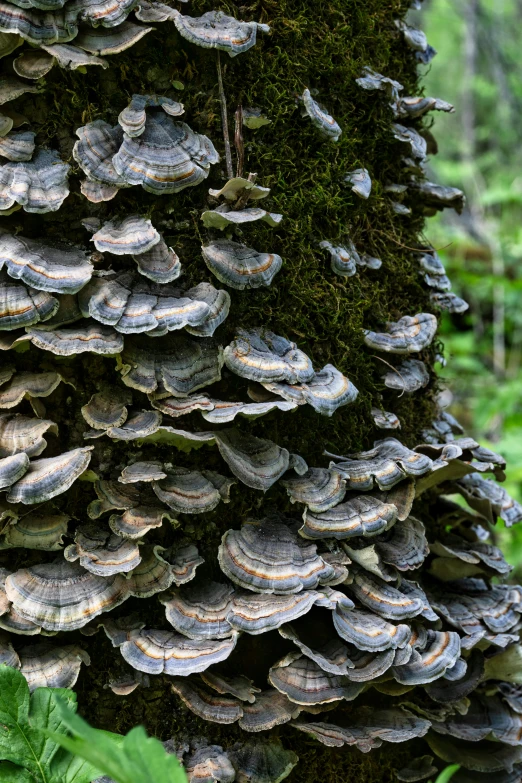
[234,105,244,178]
[370,355,407,397]
[216,50,233,179]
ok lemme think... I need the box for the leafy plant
[50,701,187,783]
[0,665,187,783]
[433,764,460,783]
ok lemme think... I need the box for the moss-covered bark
[1,1,445,780]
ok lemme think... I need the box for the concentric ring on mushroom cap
[301,495,397,540]
[224,328,314,385]
[0,279,58,330]
[227,739,299,783]
[92,215,160,255]
[363,313,438,354]
[269,651,364,705]
[75,21,154,55]
[73,120,125,188]
[24,322,124,356]
[227,590,320,635]
[301,89,342,142]
[19,642,90,691]
[170,676,244,724]
[120,628,238,675]
[162,581,235,639]
[201,239,282,290]
[118,94,184,137]
[6,446,93,504]
[263,363,359,417]
[0,233,93,294]
[0,511,68,550]
[218,518,336,594]
[5,560,130,631]
[112,113,219,196]
[333,604,411,652]
[0,413,57,458]
[392,630,461,685]
[171,9,269,56]
[0,148,69,214]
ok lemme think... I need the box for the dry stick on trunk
[234,105,244,178]
[216,50,233,179]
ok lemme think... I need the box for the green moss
[2,0,443,778]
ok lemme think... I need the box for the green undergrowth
[2,0,441,779]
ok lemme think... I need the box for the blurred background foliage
[416,0,522,573]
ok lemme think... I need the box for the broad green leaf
[0,666,97,783]
[50,701,187,783]
[0,763,33,782]
[434,764,460,783]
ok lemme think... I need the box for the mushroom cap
[228,739,298,783]
[66,523,141,576]
[201,671,260,703]
[319,240,358,277]
[392,123,427,160]
[113,114,219,195]
[281,468,347,513]
[0,631,20,668]
[301,495,397,540]
[0,5,77,45]
[81,387,132,430]
[184,282,231,338]
[0,149,69,213]
[371,408,401,429]
[227,590,319,634]
[393,630,461,685]
[170,677,243,724]
[201,239,282,290]
[239,689,301,732]
[119,334,224,396]
[126,543,204,595]
[0,370,65,408]
[201,205,282,230]
[5,560,129,630]
[333,604,411,652]
[430,534,511,576]
[0,511,68,550]
[134,0,177,21]
[430,693,522,746]
[73,120,125,188]
[269,651,364,705]
[0,130,35,161]
[172,9,269,56]
[67,0,137,28]
[344,167,371,199]
[397,96,453,119]
[199,398,298,424]
[396,755,438,783]
[364,313,438,354]
[224,328,314,385]
[213,429,290,491]
[383,358,430,392]
[425,649,485,704]
[430,291,469,314]
[92,216,160,255]
[0,76,39,103]
[374,516,429,571]
[278,624,356,677]
[79,274,214,336]
[118,93,184,137]
[456,474,522,526]
[25,322,124,356]
[92,409,162,440]
[218,518,335,594]
[120,628,238,675]
[6,446,93,504]
[162,581,235,639]
[264,364,358,416]
[347,568,425,621]
[132,238,181,284]
[301,89,341,142]
[119,460,166,483]
[0,413,57,458]
[75,20,153,54]
[0,278,58,330]
[19,642,90,691]
[152,467,234,514]
[293,707,430,751]
[40,42,108,69]
[0,233,93,294]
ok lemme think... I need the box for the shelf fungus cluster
[0,3,519,783]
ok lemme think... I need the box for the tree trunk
[0,0,519,782]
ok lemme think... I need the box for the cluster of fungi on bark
[0,0,519,781]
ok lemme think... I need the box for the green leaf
[0,666,98,783]
[50,702,187,783]
[434,764,460,783]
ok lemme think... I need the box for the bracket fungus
[301,494,397,540]
[345,168,372,199]
[171,10,269,56]
[319,240,359,277]
[118,93,184,137]
[74,20,153,53]
[201,205,283,230]
[202,240,282,290]
[0,148,69,213]
[6,446,93,504]
[301,89,341,142]
[269,652,364,706]
[19,642,90,691]
[224,328,313,385]
[65,523,141,576]
[364,313,438,354]
[152,467,235,514]
[281,468,347,513]
[119,628,238,676]
[263,364,359,416]
[162,581,235,640]
[218,518,337,594]
[383,358,430,393]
